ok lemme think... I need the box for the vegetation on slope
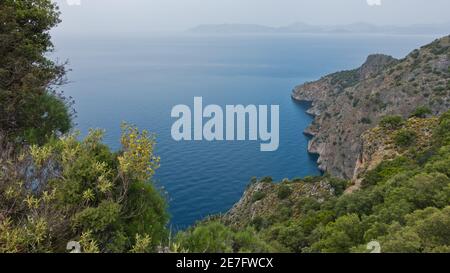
[176,112,450,253]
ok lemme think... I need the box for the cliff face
[293,35,450,179]
[347,117,438,193]
[222,115,439,226]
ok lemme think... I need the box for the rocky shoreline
[292,95,327,172]
[291,36,450,179]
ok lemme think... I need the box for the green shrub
[250,216,269,231]
[434,110,450,145]
[175,222,234,253]
[176,222,277,253]
[394,129,417,148]
[252,191,266,203]
[276,206,293,221]
[309,214,364,253]
[277,184,292,200]
[411,106,432,118]
[0,126,168,253]
[362,156,415,188]
[380,115,404,130]
[328,177,349,196]
[296,197,321,214]
[410,50,420,59]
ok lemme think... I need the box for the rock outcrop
[292,35,450,179]
[346,117,438,193]
[222,177,338,228]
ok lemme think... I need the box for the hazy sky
[53,0,450,34]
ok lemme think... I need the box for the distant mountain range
[188,22,450,35]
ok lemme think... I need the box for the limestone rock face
[292,35,450,179]
[346,117,439,193]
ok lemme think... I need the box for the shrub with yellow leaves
[0,125,168,253]
[118,123,160,182]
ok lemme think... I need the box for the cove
[53,33,434,228]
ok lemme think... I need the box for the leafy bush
[252,191,266,203]
[434,111,450,145]
[175,222,277,253]
[277,185,292,200]
[327,176,349,196]
[250,216,269,231]
[361,156,415,188]
[0,126,168,253]
[380,115,404,130]
[411,106,432,118]
[309,214,364,253]
[394,129,417,148]
[175,222,234,253]
[296,197,321,215]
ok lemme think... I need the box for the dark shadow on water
[290,97,324,175]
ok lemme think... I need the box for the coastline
[291,92,327,173]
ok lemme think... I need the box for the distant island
[188,22,450,35]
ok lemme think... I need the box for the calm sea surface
[52,33,438,228]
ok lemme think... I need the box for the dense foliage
[0,1,169,253]
[0,126,168,253]
[0,0,72,144]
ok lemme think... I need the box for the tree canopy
[0,0,72,144]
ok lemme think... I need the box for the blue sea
[51,33,438,228]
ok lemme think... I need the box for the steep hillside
[223,116,440,226]
[293,35,450,179]
[176,111,450,253]
[223,176,346,228]
[348,116,439,192]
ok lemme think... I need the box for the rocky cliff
[221,114,440,227]
[222,176,346,228]
[292,35,450,179]
[347,116,438,193]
